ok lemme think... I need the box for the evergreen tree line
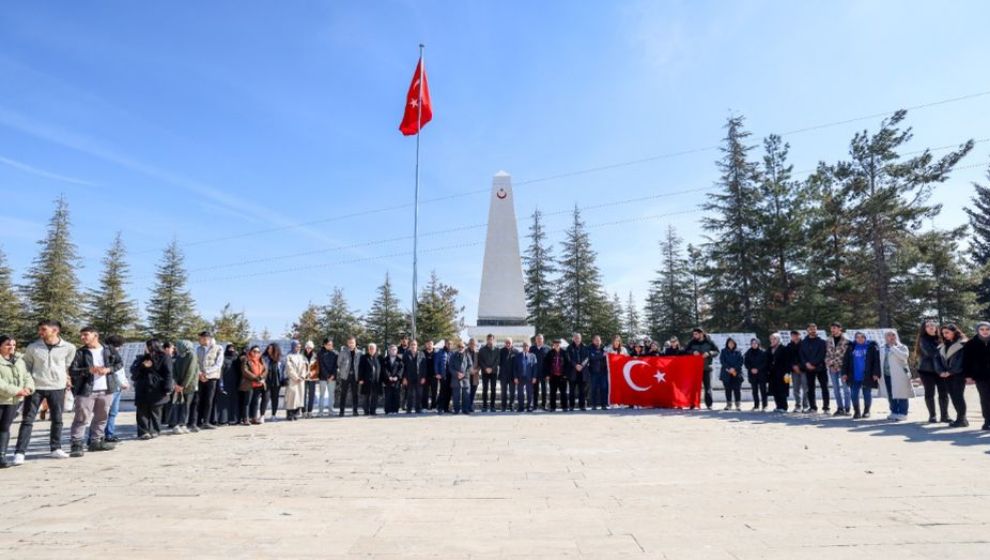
[522,111,990,342]
[0,197,466,348]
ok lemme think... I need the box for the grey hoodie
[23,337,77,391]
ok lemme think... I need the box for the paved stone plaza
[2,394,989,559]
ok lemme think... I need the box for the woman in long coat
[744,338,770,412]
[215,345,241,426]
[284,341,308,421]
[878,331,913,421]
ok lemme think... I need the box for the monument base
[465,324,535,345]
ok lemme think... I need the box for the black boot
[862,405,871,419]
[0,432,9,468]
[88,438,116,452]
[70,439,85,458]
[852,404,861,419]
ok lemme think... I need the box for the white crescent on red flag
[608,354,704,408]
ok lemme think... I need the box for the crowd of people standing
[1,317,989,468]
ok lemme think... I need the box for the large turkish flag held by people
[399,57,432,136]
[608,354,704,408]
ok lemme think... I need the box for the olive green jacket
[0,353,35,405]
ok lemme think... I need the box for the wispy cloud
[0,155,97,186]
[0,105,342,250]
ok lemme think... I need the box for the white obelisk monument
[467,171,535,343]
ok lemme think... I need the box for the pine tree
[21,195,82,334]
[365,272,407,346]
[645,226,695,341]
[145,240,198,341]
[523,209,564,337]
[557,206,607,335]
[588,292,622,340]
[0,248,26,338]
[212,303,252,347]
[965,158,990,314]
[801,163,864,327]
[319,287,364,345]
[622,291,642,341]
[685,244,706,327]
[415,271,463,343]
[700,116,762,331]
[904,227,978,326]
[756,134,808,328]
[835,110,973,327]
[289,303,322,344]
[85,232,139,338]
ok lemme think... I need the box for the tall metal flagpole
[411,43,424,342]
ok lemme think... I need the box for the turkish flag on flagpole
[608,354,704,408]
[399,57,432,136]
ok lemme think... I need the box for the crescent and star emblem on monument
[496,188,508,200]
[621,360,667,392]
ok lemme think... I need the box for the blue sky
[1,0,989,335]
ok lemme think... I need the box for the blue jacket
[513,351,536,382]
[719,348,744,383]
[433,348,449,380]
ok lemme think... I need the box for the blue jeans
[829,370,851,410]
[105,389,122,438]
[850,380,872,412]
[883,375,909,416]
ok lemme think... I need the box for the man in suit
[498,338,517,412]
[566,333,590,411]
[336,336,363,417]
[402,340,424,414]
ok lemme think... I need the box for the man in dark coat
[447,341,473,414]
[497,339,517,412]
[682,328,719,410]
[799,323,829,413]
[544,339,569,411]
[565,333,590,411]
[358,344,382,416]
[477,334,499,412]
[530,334,551,410]
[381,345,404,414]
[401,340,425,413]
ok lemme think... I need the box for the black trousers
[339,377,360,415]
[770,372,789,410]
[751,378,768,408]
[363,387,380,415]
[192,379,218,427]
[437,380,451,412]
[569,377,587,410]
[263,382,281,417]
[535,377,548,409]
[481,373,497,410]
[948,374,967,419]
[499,377,515,411]
[0,404,17,460]
[549,375,568,411]
[425,377,439,410]
[16,388,65,454]
[975,379,990,424]
[240,387,267,420]
[404,381,422,412]
[701,369,713,408]
[135,402,163,437]
[383,383,401,413]
[806,370,830,410]
[919,371,950,419]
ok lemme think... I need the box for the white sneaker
[50,449,69,459]
[258,416,265,424]
[171,427,184,435]
[12,453,25,466]
[886,414,896,421]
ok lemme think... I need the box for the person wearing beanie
[963,321,990,430]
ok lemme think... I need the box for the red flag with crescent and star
[399,57,432,136]
[608,354,704,408]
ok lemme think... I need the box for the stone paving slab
[1,394,989,558]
